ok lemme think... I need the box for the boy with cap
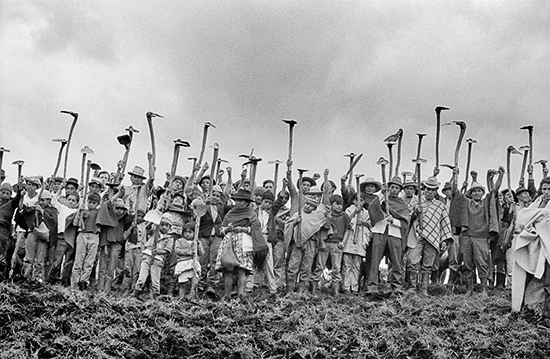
[174,221,205,298]
[407,177,453,295]
[135,213,175,299]
[0,182,22,279]
[70,192,101,289]
[311,194,350,295]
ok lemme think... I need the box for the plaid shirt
[417,198,453,249]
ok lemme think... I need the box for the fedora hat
[360,178,382,193]
[387,176,403,189]
[422,177,440,190]
[128,166,146,179]
[232,189,253,202]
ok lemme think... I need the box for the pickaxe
[283,119,297,171]
[506,145,522,192]
[344,153,363,180]
[535,159,548,178]
[215,158,229,183]
[385,129,403,177]
[412,157,428,230]
[518,145,530,185]
[170,139,190,181]
[188,157,198,177]
[413,133,427,180]
[386,142,395,181]
[268,160,283,195]
[80,146,94,187]
[125,125,139,140]
[435,106,450,170]
[520,125,534,169]
[60,110,78,179]
[197,122,216,167]
[208,143,220,196]
[442,121,467,171]
[12,160,24,183]
[52,139,68,179]
[344,152,357,185]
[146,112,163,168]
[243,154,262,191]
[353,174,365,242]
[376,157,389,185]
[464,139,477,184]
[0,147,10,171]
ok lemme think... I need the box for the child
[134,214,174,299]
[174,222,204,298]
[71,192,101,290]
[340,193,371,294]
[121,209,147,293]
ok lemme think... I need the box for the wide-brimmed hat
[198,175,215,186]
[211,185,223,194]
[305,196,320,207]
[422,177,440,190]
[307,186,323,195]
[261,191,275,202]
[232,189,253,202]
[53,176,64,183]
[297,177,316,189]
[515,187,530,196]
[387,176,403,189]
[468,182,486,195]
[403,181,416,189]
[128,166,146,179]
[253,187,266,196]
[26,176,42,187]
[360,178,382,193]
[66,177,79,188]
[172,175,186,185]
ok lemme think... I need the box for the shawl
[364,194,385,225]
[371,195,410,240]
[511,207,550,312]
[222,205,268,268]
[284,205,328,249]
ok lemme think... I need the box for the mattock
[268,160,283,195]
[344,152,356,186]
[296,168,309,245]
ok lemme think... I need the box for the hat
[515,187,530,196]
[0,183,13,194]
[184,222,196,232]
[297,177,316,189]
[403,181,416,189]
[321,180,337,191]
[211,185,223,194]
[89,177,103,187]
[53,176,64,183]
[66,177,79,188]
[233,179,250,189]
[262,179,274,187]
[387,176,403,189]
[468,182,485,195]
[172,175,186,185]
[88,192,101,203]
[329,194,343,204]
[360,178,382,193]
[422,177,440,190]
[307,186,323,195]
[39,190,52,200]
[128,166,146,179]
[26,176,42,187]
[442,182,452,191]
[113,199,127,210]
[160,213,174,225]
[261,191,275,202]
[199,176,215,186]
[232,189,253,202]
[305,197,320,207]
[253,187,266,196]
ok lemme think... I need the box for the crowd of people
[0,134,549,318]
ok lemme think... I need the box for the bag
[34,221,49,242]
[220,234,240,271]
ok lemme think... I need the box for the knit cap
[0,183,13,194]
[253,187,266,196]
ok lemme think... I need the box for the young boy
[121,210,147,293]
[174,222,204,298]
[71,192,101,290]
[311,194,350,295]
[341,193,371,294]
[134,214,174,299]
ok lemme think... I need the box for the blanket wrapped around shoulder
[284,208,327,249]
[222,205,268,268]
[370,195,410,240]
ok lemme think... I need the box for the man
[366,176,410,294]
[0,182,22,280]
[407,177,453,295]
[262,179,275,193]
[123,161,154,216]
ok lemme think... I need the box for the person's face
[210,191,222,205]
[303,203,315,213]
[443,189,452,198]
[66,184,77,194]
[88,199,99,210]
[89,183,101,193]
[115,206,127,217]
[0,190,11,201]
[254,194,263,205]
[66,194,79,208]
[159,221,171,234]
[137,212,145,224]
[39,198,51,207]
[331,201,343,213]
[388,184,401,196]
[220,183,227,191]
[171,196,184,207]
[99,173,110,184]
[425,188,437,201]
[301,181,312,193]
[28,183,39,195]
[52,182,62,192]
[504,191,515,204]
[235,199,249,209]
[260,199,273,211]
[542,183,550,200]
[364,184,376,194]
[172,179,184,191]
[183,229,194,240]
[498,193,504,206]
[130,175,143,185]
[200,179,210,192]
[263,182,274,192]
[471,188,484,201]
[404,187,415,197]
[243,182,251,191]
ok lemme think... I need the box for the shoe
[479,280,488,297]
[420,273,429,296]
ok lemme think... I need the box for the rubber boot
[223,272,233,298]
[495,273,506,290]
[404,271,410,290]
[286,278,296,294]
[420,273,429,296]
[465,277,474,297]
[408,272,418,292]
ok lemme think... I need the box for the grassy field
[1,283,549,359]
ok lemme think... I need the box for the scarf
[222,204,268,268]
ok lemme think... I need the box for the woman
[215,189,268,298]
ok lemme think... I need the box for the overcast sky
[1,0,549,188]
